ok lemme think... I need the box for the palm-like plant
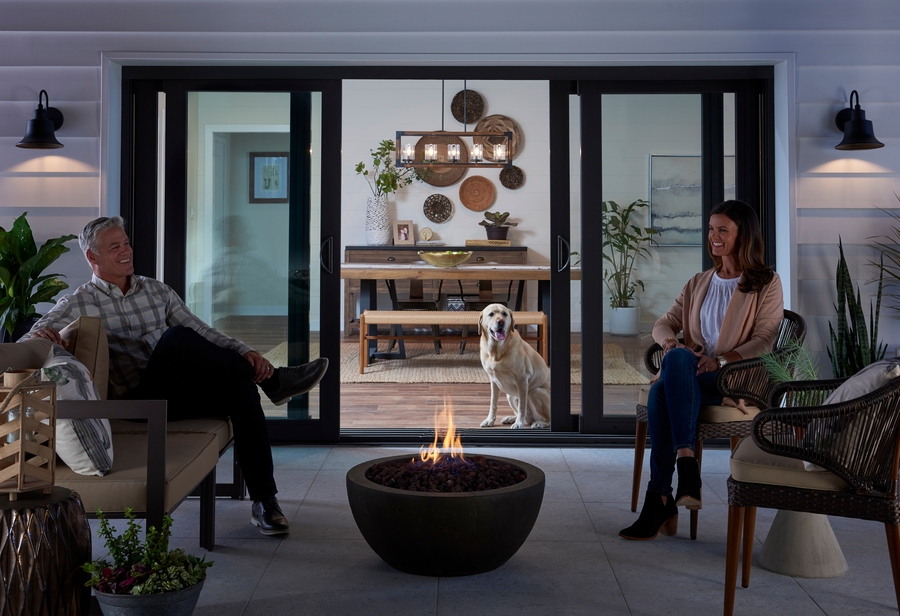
[601,199,660,308]
[827,238,887,378]
[0,212,76,338]
[867,192,900,316]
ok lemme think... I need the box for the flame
[419,398,465,464]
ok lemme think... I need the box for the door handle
[320,236,333,274]
[557,236,570,272]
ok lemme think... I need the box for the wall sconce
[835,90,884,150]
[16,90,64,149]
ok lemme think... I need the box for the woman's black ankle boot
[619,491,678,540]
[674,456,702,510]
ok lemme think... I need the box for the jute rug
[265,341,649,386]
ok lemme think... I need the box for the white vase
[365,195,392,246]
[609,306,640,335]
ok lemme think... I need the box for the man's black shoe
[251,496,290,535]
[262,357,329,406]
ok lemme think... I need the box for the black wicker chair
[631,309,806,540]
[724,374,900,615]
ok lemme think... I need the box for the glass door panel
[184,90,323,421]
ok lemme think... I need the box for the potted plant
[355,139,422,245]
[478,211,518,241]
[0,212,77,341]
[601,199,660,335]
[83,508,213,616]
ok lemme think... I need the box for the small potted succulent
[479,211,518,241]
[83,508,212,615]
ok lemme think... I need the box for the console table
[342,245,528,337]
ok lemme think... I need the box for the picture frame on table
[649,154,734,246]
[249,152,289,203]
[393,220,414,245]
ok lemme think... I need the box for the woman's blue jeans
[646,348,722,496]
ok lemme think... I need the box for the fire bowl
[346,454,545,577]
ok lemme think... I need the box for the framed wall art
[649,155,735,246]
[393,220,414,245]
[250,152,289,203]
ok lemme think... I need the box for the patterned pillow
[42,345,114,476]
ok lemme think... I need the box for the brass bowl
[418,250,473,268]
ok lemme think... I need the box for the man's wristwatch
[716,355,728,369]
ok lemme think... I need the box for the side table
[758,510,849,578]
[0,487,92,616]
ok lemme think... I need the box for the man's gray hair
[79,216,126,254]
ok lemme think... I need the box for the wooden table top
[340,263,582,281]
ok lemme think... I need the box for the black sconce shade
[17,90,64,149]
[835,90,884,151]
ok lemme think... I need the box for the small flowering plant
[82,508,212,595]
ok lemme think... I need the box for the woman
[619,199,783,540]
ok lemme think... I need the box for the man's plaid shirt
[21,274,252,399]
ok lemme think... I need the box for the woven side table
[0,487,92,616]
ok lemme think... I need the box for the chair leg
[885,523,900,612]
[741,506,756,588]
[690,439,703,540]
[460,325,469,354]
[631,419,648,512]
[724,504,744,616]
[431,325,441,354]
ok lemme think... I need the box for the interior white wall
[0,1,897,361]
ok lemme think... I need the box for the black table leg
[360,278,405,362]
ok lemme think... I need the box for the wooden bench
[358,310,548,373]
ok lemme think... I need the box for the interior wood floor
[215,316,655,429]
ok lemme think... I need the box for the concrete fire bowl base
[346,454,546,577]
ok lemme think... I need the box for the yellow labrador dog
[478,304,551,429]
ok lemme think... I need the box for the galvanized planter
[94,580,204,616]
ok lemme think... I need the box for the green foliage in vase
[759,338,819,384]
[82,508,212,595]
[355,139,422,198]
[826,238,887,378]
[0,212,76,337]
[601,199,660,308]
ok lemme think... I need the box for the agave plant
[0,212,77,339]
[479,211,518,228]
[826,238,887,378]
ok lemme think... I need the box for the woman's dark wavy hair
[708,199,773,293]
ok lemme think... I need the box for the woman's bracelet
[663,337,678,346]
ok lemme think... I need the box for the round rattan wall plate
[415,135,468,187]
[423,194,452,223]
[499,165,525,190]
[473,114,523,162]
[459,176,496,212]
[450,89,485,124]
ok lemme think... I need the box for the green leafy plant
[827,238,887,378]
[867,192,900,316]
[478,211,518,228]
[0,212,76,338]
[83,509,212,596]
[759,338,820,384]
[601,199,660,308]
[355,139,422,198]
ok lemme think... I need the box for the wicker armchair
[724,374,900,616]
[631,309,806,540]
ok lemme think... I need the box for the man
[22,216,328,536]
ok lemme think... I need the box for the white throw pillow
[42,345,114,476]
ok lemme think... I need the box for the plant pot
[609,306,640,336]
[365,195,392,245]
[485,226,509,241]
[0,315,41,343]
[94,580,205,616]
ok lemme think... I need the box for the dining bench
[358,309,548,373]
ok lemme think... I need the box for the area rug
[264,342,649,386]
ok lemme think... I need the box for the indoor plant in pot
[83,508,213,616]
[479,211,518,241]
[355,139,422,245]
[602,199,660,335]
[0,211,77,341]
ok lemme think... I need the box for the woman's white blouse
[700,272,741,357]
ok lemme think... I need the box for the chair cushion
[730,436,850,491]
[55,431,218,514]
[60,316,109,401]
[698,404,761,423]
[110,417,234,455]
[42,344,114,476]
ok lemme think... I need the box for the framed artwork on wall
[649,155,735,246]
[393,220,414,245]
[250,152,289,203]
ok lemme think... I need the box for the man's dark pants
[127,326,276,501]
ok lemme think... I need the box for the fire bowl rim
[347,453,545,497]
